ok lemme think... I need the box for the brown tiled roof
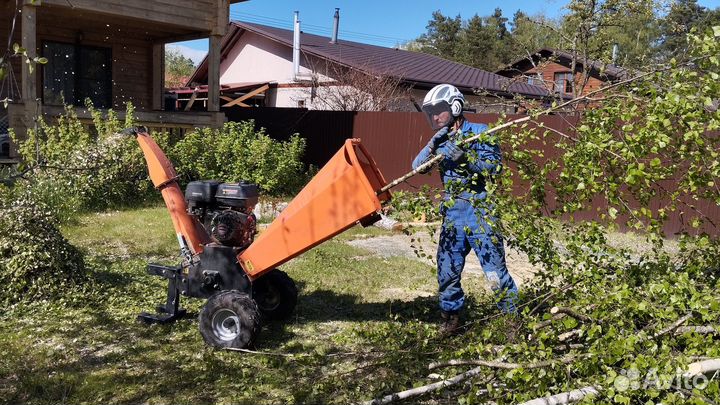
[189,21,552,99]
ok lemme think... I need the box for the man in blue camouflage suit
[412,84,518,334]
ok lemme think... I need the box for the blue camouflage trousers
[436,198,518,314]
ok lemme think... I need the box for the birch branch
[653,313,693,338]
[675,325,718,335]
[517,358,720,405]
[517,386,601,405]
[551,307,593,323]
[558,329,582,342]
[377,68,663,195]
[534,313,567,330]
[429,355,583,371]
[359,366,487,405]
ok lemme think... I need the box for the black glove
[427,127,450,152]
[436,141,465,163]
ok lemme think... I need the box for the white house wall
[219,31,334,108]
[217,31,515,111]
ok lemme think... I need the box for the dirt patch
[347,230,540,288]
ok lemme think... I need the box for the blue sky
[170,0,720,64]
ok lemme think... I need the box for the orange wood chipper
[126,127,391,349]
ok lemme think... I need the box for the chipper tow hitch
[125,126,391,349]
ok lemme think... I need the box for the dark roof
[188,21,552,99]
[496,48,631,82]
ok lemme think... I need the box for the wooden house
[0,0,246,159]
[495,48,630,98]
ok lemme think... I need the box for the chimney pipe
[611,43,619,65]
[330,8,339,44]
[293,11,300,81]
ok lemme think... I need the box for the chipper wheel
[252,269,298,320]
[199,291,260,349]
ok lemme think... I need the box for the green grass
[1,205,498,405]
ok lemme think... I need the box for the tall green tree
[415,9,519,71]
[455,14,496,70]
[657,0,720,61]
[507,10,562,62]
[604,3,660,67]
[415,11,463,59]
[411,0,692,76]
[556,0,660,96]
[165,48,196,88]
[486,8,513,70]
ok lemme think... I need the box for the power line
[229,11,413,46]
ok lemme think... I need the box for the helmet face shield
[422,101,453,130]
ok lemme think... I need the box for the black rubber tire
[252,269,298,320]
[198,290,260,349]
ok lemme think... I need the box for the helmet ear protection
[450,99,463,117]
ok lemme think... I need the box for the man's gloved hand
[436,141,465,163]
[427,127,450,152]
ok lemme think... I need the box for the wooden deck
[2,0,245,146]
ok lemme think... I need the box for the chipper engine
[125,126,391,349]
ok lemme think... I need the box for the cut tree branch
[359,367,489,405]
[516,357,720,405]
[558,329,582,342]
[551,307,593,323]
[534,313,566,330]
[653,312,693,339]
[378,66,665,195]
[518,386,601,405]
[428,355,584,371]
[675,325,719,335]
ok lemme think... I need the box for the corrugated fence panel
[225,108,355,168]
[352,111,442,191]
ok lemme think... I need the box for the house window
[527,76,543,87]
[554,72,573,94]
[42,41,112,108]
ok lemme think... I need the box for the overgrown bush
[171,121,307,196]
[0,192,85,305]
[11,102,171,220]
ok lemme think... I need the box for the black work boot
[440,310,461,336]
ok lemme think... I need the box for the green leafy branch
[367,26,720,405]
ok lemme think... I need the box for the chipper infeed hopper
[238,138,391,279]
[127,127,391,349]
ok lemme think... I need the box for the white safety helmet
[421,84,465,130]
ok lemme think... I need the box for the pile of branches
[362,250,720,404]
[364,27,720,404]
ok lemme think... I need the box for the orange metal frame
[134,130,210,260]
[134,130,391,281]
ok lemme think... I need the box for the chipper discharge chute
[126,127,391,349]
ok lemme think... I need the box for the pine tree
[416,11,462,59]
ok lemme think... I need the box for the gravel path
[347,228,540,288]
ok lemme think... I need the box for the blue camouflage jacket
[412,120,502,200]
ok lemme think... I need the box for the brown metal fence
[226,108,719,236]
